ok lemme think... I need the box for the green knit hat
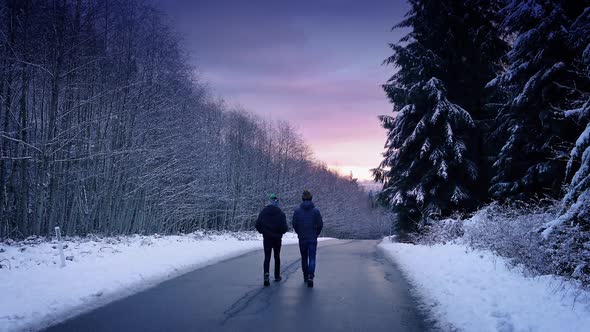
[269,193,278,201]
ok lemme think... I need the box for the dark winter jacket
[255,205,288,240]
[292,201,323,241]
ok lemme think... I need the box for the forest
[0,0,387,240]
[376,0,590,285]
[3,1,590,330]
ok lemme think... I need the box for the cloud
[159,0,407,172]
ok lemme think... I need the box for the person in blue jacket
[292,190,323,288]
[255,193,288,287]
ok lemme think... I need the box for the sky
[159,0,408,180]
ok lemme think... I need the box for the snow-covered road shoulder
[0,232,327,332]
[379,240,590,332]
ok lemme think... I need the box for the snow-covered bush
[416,201,590,287]
[412,218,465,245]
[544,221,590,287]
[462,202,557,276]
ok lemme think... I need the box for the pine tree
[376,0,506,232]
[561,7,590,219]
[487,0,588,201]
[376,79,478,231]
[560,98,590,227]
[543,8,590,284]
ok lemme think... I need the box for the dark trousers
[263,237,282,278]
[299,239,318,279]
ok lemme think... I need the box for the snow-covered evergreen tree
[376,0,506,232]
[542,95,590,283]
[376,78,478,231]
[487,0,588,201]
[542,7,590,284]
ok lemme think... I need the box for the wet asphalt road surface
[43,240,430,332]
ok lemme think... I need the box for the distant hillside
[358,180,383,193]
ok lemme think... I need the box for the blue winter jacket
[292,201,323,241]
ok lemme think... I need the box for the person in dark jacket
[255,193,288,286]
[292,190,323,288]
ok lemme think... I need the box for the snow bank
[0,232,317,332]
[379,240,590,332]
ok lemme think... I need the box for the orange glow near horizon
[313,137,384,181]
[328,165,375,181]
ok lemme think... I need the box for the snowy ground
[0,231,323,332]
[380,239,590,332]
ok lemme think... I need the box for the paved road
[43,240,430,332]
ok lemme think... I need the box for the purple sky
[159,0,408,180]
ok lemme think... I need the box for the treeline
[376,0,590,235]
[0,0,386,239]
